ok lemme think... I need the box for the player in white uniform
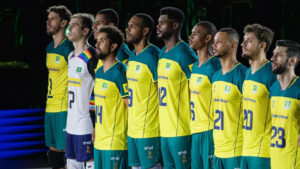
[65,13,96,169]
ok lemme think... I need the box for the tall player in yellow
[211,28,247,169]
[188,21,220,169]
[240,24,276,169]
[126,13,162,169]
[92,8,131,66]
[93,26,129,169]
[270,40,300,169]
[45,5,73,169]
[157,7,198,169]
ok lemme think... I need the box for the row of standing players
[45,5,300,169]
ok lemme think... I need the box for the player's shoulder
[207,56,221,70]
[234,63,247,77]
[46,41,54,52]
[176,41,197,57]
[118,43,131,55]
[114,61,127,74]
[63,39,74,50]
[147,44,161,55]
[270,80,280,97]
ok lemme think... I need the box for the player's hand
[92,130,95,143]
[298,134,300,147]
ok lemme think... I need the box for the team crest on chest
[165,62,171,71]
[55,56,60,63]
[284,100,291,109]
[76,67,82,73]
[102,82,108,90]
[196,76,202,85]
[252,84,258,93]
[135,65,141,73]
[224,85,231,94]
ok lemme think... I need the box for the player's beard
[126,32,143,44]
[272,61,288,74]
[96,49,111,60]
[242,47,259,60]
[214,49,229,58]
[157,29,173,41]
[46,25,61,35]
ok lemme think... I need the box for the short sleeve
[63,39,74,63]
[180,47,198,79]
[148,50,159,82]
[115,68,129,97]
[117,43,131,64]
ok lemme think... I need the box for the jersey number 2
[159,87,167,106]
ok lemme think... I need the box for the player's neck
[249,52,267,74]
[73,39,88,56]
[102,55,117,73]
[220,54,238,74]
[134,39,149,55]
[52,30,66,48]
[164,34,181,52]
[196,47,210,67]
[277,69,297,90]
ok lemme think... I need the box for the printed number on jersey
[271,126,286,148]
[159,87,167,106]
[243,109,253,130]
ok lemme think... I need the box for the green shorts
[127,136,162,169]
[44,111,67,150]
[161,135,191,169]
[213,156,241,169]
[240,156,270,169]
[94,148,129,169]
[191,130,214,169]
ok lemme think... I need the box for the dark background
[0,0,300,109]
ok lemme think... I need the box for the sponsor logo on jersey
[224,85,231,94]
[252,84,258,93]
[135,65,141,73]
[284,100,291,109]
[196,76,202,84]
[76,67,82,73]
[144,146,154,150]
[165,62,171,71]
[82,141,92,145]
[55,56,60,63]
[178,150,188,163]
[110,156,120,160]
[102,82,108,90]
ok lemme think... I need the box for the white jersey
[66,45,95,135]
